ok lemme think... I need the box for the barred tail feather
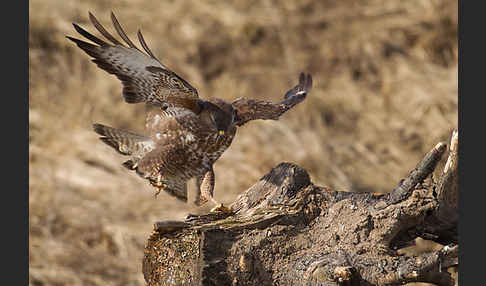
[92,123,154,156]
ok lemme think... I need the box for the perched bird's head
[198,99,238,136]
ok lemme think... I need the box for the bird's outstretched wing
[67,12,200,113]
[231,72,312,127]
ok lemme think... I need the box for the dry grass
[29,0,457,285]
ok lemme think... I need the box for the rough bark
[143,130,458,286]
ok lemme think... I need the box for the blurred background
[29,0,457,285]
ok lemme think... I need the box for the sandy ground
[29,1,457,285]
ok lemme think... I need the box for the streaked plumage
[68,12,312,207]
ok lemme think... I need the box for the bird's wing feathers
[284,72,313,101]
[67,12,199,111]
[92,123,155,160]
[145,104,200,137]
[232,72,312,126]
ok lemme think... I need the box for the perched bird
[67,12,312,211]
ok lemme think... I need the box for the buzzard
[67,12,312,211]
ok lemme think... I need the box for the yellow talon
[210,203,233,214]
[154,187,162,198]
[151,181,168,198]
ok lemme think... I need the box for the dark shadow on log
[143,130,458,286]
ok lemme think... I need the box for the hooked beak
[216,130,225,143]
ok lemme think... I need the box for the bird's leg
[195,168,214,206]
[150,174,166,198]
[154,184,162,198]
[151,181,163,198]
[195,168,233,214]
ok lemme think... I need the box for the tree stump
[142,130,458,286]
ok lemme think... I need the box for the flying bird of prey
[67,12,312,211]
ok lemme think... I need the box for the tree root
[143,130,459,286]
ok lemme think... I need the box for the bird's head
[198,99,239,137]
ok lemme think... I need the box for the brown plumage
[68,12,313,207]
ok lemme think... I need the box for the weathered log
[143,130,458,286]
